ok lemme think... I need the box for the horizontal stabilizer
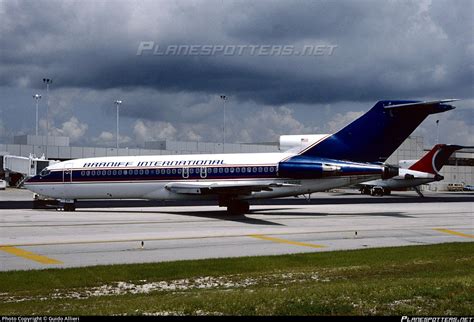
[297,99,457,163]
[384,99,459,110]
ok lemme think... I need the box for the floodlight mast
[220,95,227,152]
[436,119,440,144]
[42,78,52,137]
[32,94,42,136]
[114,100,123,149]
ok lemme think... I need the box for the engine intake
[382,165,399,179]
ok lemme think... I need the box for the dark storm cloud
[1,0,472,106]
[0,0,472,147]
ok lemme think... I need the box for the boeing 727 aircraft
[24,99,456,214]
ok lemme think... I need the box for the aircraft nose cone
[23,175,39,186]
[24,176,34,183]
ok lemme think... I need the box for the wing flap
[165,181,299,195]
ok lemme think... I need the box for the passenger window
[118,170,123,175]
[230,167,235,173]
[224,168,229,173]
[242,167,246,173]
[167,169,171,174]
[236,167,240,173]
[81,171,85,176]
[91,171,96,176]
[145,170,149,175]
[253,167,257,173]
[134,170,139,175]
[172,169,176,174]
[113,170,117,175]
[264,167,268,172]
[219,168,223,173]
[107,170,112,175]
[139,170,144,175]
[258,167,262,172]
[86,171,90,176]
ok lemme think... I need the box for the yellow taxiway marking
[248,234,326,249]
[433,228,474,239]
[0,246,63,265]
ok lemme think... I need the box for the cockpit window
[39,169,51,177]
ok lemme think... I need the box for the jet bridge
[1,153,59,187]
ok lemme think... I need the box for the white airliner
[24,99,456,214]
[358,144,468,196]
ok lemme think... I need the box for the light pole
[436,119,440,144]
[42,78,52,137]
[114,100,123,149]
[32,94,42,136]
[220,95,227,152]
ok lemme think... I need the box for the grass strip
[0,242,472,315]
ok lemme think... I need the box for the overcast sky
[0,0,472,149]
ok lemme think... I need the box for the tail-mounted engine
[382,165,399,179]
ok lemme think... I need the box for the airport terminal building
[1,135,472,190]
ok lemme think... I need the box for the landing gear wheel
[227,200,249,216]
[63,203,76,212]
[360,187,371,195]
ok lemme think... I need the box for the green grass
[0,242,473,315]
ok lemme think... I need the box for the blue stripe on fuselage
[25,165,279,184]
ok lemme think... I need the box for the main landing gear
[360,186,391,196]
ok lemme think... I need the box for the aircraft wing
[165,181,299,195]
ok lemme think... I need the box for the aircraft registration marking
[433,228,474,239]
[0,246,63,265]
[248,234,326,249]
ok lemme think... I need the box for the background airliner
[24,99,456,214]
[359,144,470,196]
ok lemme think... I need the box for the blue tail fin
[299,100,456,163]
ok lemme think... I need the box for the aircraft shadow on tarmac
[78,207,413,225]
[73,208,294,226]
[249,210,414,218]
[1,194,473,210]
[158,208,295,226]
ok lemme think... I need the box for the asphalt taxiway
[0,189,472,271]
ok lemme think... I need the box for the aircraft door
[62,162,74,199]
[182,167,189,179]
[63,162,74,184]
